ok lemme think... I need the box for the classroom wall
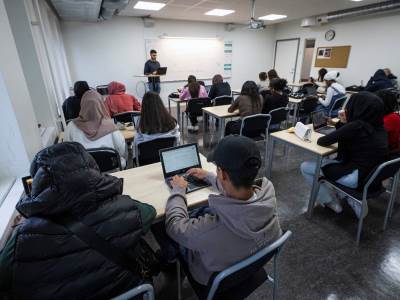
[0,0,42,167]
[61,17,276,102]
[274,13,400,86]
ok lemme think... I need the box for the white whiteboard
[145,38,225,82]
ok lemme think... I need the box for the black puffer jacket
[3,142,156,299]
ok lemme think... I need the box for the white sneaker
[193,125,199,131]
[346,198,368,219]
[187,125,194,131]
[326,200,343,214]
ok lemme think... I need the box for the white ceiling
[118,0,388,24]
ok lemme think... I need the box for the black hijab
[371,69,389,82]
[74,81,90,99]
[346,91,384,134]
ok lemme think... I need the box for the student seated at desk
[208,74,231,100]
[64,90,127,168]
[301,92,388,217]
[384,68,398,89]
[179,75,208,100]
[267,69,279,81]
[262,78,289,114]
[135,92,180,145]
[0,142,157,299]
[365,69,394,92]
[62,81,90,121]
[310,68,327,94]
[317,71,346,115]
[164,135,282,287]
[182,82,208,132]
[377,89,400,153]
[257,71,269,92]
[225,81,263,136]
[104,81,141,117]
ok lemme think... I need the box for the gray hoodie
[165,172,282,285]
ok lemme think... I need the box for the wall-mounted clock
[325,29,336,41]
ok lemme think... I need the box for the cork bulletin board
[315,45,351,68]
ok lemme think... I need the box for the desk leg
[168,97,171,113]
[293,103,299,126]
[203,111,207,147]
[177,102,181,132]
[307,155,323,218]
[220,118,225,140]
[266,137,275,179]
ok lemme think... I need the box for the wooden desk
[202,105,239,144]
[168,96,187,131]
[112,154,216,218]
[266,125,338,217]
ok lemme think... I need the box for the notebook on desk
[159,143,211,193]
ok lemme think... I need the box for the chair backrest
[240,114,271,139]
[87,147,122,172]
[96,85,109,95]
[137,137,176,166]
[213,95,232,106]
[363,156,400,194]
[206,231,292,300]
[187,97,212,116]
[301,96,318,114]
[269,107,288,126]
[328,96,347,117]
[111,283,154,300]
[113,111,141,127]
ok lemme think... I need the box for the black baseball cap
[207,135,261,173]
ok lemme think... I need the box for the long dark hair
[74,81,90,99]
[267,69,279,81]
[212,74,223,85]
[188,82,200,98]
[317,68,328,82]
[139,92,177,134]
[241,81,261,111]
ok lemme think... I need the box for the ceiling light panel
[258,14,287,21]
[134,1,166,11]
[205,9,235,16]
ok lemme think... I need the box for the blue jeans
[300,159,358,205]
[147,82,161,93]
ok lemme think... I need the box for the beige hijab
[73,90,117,141]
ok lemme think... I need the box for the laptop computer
[159,143,211,193]
[156,67,167,75]
[311,110,336,135]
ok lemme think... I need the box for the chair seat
[320,177,385,201]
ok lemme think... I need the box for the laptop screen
[160,144,201,177]
[311,111,327,130]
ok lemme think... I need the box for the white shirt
[318,82,346,107]
[64,122,127,168]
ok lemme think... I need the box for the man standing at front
[144,49,161,93]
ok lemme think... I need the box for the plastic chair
[182,97,212,132]
[269,107,289,132]
[113,111,141,127]
[179,231,292,300]
[309,156,400,244]
[111,283,154,300]
[328,95,347,118]
[87,147,122,172]
[212,95,233,106]
[134,137,176,167]
[239,114,271,140]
